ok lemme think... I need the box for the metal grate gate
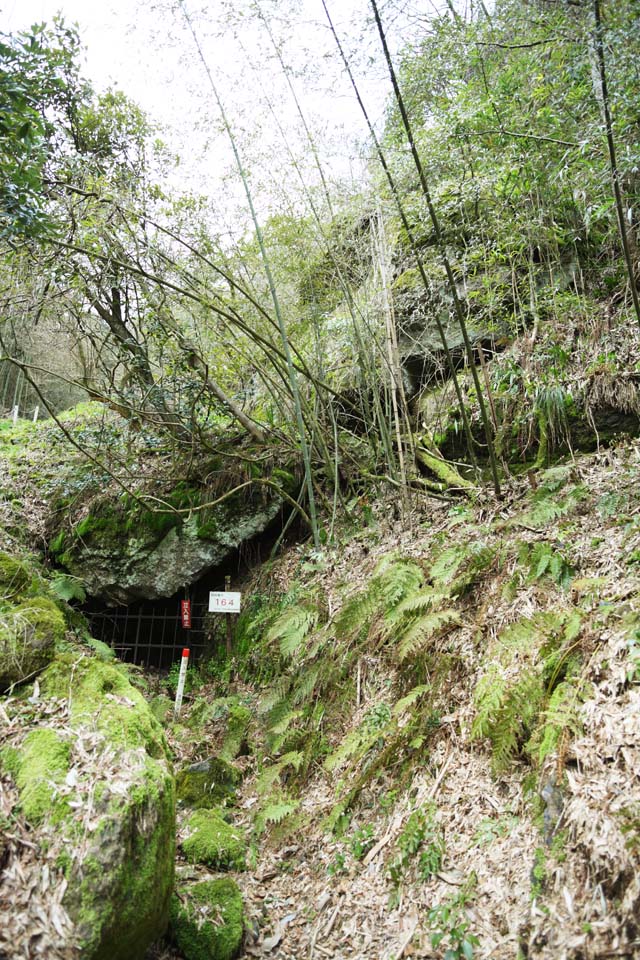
[87,598,213,668]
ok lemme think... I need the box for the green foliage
[388,804,444,907]
[49,573,87,603]
[517,541,574,589]
[256,750,304,795]
[472,609,583,771]
[428,891,480,960]
[349,824,375,860]
[529,678,589,765]
[266,602,320,659]
[0,20,83,237]
[255,796,300,835]
[166,660,202,697]
[516,468,589,530]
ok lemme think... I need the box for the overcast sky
[2,0,443,228]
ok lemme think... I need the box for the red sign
[181,600,192,629]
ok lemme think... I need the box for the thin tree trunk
[368,0,502,499]
[178,1,320,547]
[321,0,479,471]
[592,0,640,328]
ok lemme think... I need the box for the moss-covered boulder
[53,490,284,604]
[2,650,176,960]
[182,809,246,870]
[0,595,65,691]
[170,877,244,960]
[176,756,240,809]
[0,551,34,600]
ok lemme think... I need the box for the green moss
[49,530,67,555]
[0,552,33,599]
[170,878,243,960]
[149,694,173,724]
[40,655,170,761]
[182,809,246,870]
[0,744,21,777]
[9,650,177,959]
[16,728,70,824]
[0,596,65,690]
[69,758,175,960]
[222,704,252,760]
[176,757,240,809]
[86,637,116,660]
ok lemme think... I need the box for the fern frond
[256,750,304,794]
[334,583,383,642]
[258,677,291,715]
[324,724,382,773]
[392,589,452,617]
[268,709,303,737]
[376,559,424,607]
[266,604,319,658]
[518,484,588,529]
[256,797,300,834]
[395,609,460,662]
[528,678,591,765]
[290,664,321,706]
[393,684,430,716]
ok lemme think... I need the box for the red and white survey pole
[173,647,190,717]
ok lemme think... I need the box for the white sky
[1,0,450,230]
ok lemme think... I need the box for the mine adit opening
[83,518,299,669]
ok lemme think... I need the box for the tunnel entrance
[86,594,212,669]
[83,509,304,668]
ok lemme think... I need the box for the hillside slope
[166,441,640,960]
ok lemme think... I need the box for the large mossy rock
[181,809,247,870]
[170,877,244,960]
[0,650,175,960]
[176,756,240,809]
[0,551,65,691]
[0,596,65,690]
[52,490,284,604]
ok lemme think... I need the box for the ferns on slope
[472,608,584,771]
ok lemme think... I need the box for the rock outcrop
[51,487,284,604]
[0,644,175,960]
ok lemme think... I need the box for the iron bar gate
[87,598,213,668]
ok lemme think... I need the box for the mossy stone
[12,652,176,959]
[170,878,243,960]
[0,551,33,600]
[0,596,65,690]
[15,728,70,824]
[66,757,175,960]
[182,809,246,870]
[40,654,170,761]
[176,756,240,809]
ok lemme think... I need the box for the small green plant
[327,850,347,876]
[472,814,517,846]
[518,541,574,589]
[625,627,640,683]
[428,888,479,960]
[166,660,202,696]
[388,805,444,907]
[349,824,375,860]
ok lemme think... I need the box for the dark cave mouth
[83,513,303,669]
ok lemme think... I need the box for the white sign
[209,591,242,613]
